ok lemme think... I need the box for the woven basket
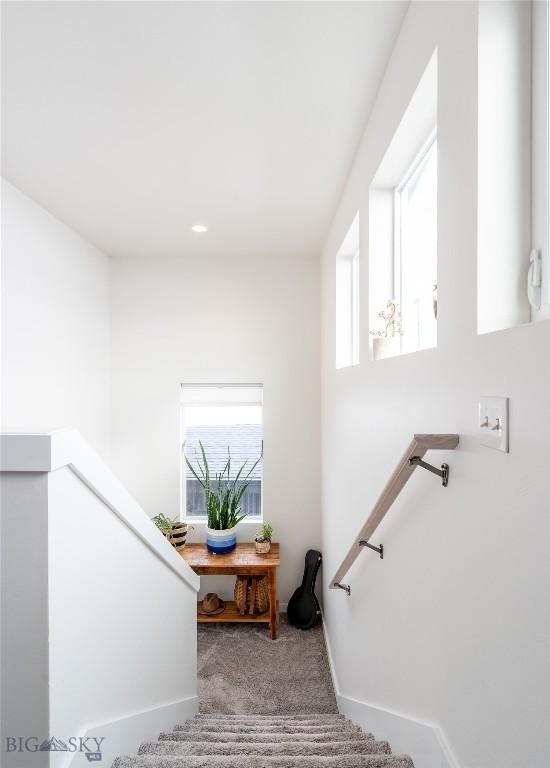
[164,522,193,552]
[254,540,271,554]
[234,575,269,615]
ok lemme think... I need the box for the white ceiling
[2,1,407,257]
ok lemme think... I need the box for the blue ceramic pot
[206,527,237,554]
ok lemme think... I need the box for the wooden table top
[181,542,280,569]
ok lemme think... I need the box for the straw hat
[198,592,226,615]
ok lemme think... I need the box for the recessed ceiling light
[191,224,208,233]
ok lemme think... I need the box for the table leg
[268,567,278,639]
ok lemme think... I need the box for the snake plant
[185,440,262,530]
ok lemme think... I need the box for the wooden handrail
[330,433,459,593]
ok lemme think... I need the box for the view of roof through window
[181,385,263,521]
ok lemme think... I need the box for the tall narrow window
[531,0,550,321]
[335,213,360,368]
[181,385,263,521]
[478,0,533,332]
[369,51,437,360]
[395,134,438,353]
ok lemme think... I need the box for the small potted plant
[370,299,403,360]
[152,514,193,552]
[254,522,273,554]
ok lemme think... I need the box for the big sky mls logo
[6,736,104,762]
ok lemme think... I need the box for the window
[394,133,438,353]
[369,51,437,359]
[478,0,550,331]
[181,384,263,522]
[335,213,360,368]
[531,0,550,321]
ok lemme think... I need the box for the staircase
[112,713,414,767]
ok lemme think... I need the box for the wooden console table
[180,543,280,639]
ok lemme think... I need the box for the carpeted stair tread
[190,717,347,723]
[139,739,391,756]
[113,754,414,768]
[182,723,360,733]
[160,730,375,744]
[194,714,346,721]
[185,718,347,728]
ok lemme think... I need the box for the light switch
[479,396,509,452]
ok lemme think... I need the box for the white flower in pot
[185,441,262,554]
[254,523,273,554]
[370,299,403,360]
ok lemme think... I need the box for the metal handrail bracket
[359,540,384,559]
[408,456,450,486]
[333,582,351,596]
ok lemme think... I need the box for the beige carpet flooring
[197,615,338,715]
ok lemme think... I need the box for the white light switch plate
[479,396,509,452]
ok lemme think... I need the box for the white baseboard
[337,695,459,768]
[67,696,199,768]
[320,612,458,768]
[320,609,340,697]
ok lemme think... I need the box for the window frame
[335,212,360,369]
[531,0,550,320]
[351,247,360,366]
[180,383,264,524]
[393,129,438,351]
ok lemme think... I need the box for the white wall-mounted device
[479,396,509,453]
[527,249,542,311]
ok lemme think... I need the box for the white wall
[1,471,50,768]
[48,467,198,768]
[321,3,550,768]
[1,180,111,457]
[110,254,321,603]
